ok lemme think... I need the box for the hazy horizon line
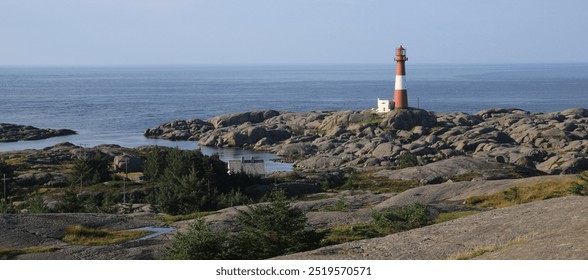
[2,62,588,68]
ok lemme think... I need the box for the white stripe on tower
[395,75,406,90]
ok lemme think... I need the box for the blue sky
[1,0,587,65]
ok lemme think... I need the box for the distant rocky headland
[145,108,588,176]
[0,123,76,143]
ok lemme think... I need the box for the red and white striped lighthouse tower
[394,45,408,109]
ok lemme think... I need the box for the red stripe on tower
[394,45,408,109]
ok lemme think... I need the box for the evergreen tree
[26,193,47,213]
[230,188,319,259]
[163,188,321,259]
[56,188,84,213]
[163,219,228,260]
[69,151,111,186]
[0,159,14,178]
[143,147,168,181]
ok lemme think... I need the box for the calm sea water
[1,64,587,170]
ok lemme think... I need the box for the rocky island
[0,123,76,142]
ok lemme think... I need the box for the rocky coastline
[145,107,588,176]
[2,107,587,260]
[0,123,76,143]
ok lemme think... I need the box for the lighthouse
[375,45,409,113]
[394,45,408,109]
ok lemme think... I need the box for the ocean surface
[1,64,587,170]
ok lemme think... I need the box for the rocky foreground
[2,107,587,260]
[0,123,76,142]
[276,195,588,260]
[2,174,585,260]
[145,108,588,175]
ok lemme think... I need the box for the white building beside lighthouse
[376,98,393,113]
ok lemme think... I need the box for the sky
[1,0,587,65]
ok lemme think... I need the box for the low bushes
[163,189,322,260]
[568,172,588,196]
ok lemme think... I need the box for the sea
[1,64,588,171]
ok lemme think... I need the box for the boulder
[15,172,53,186]
[378,108,437,130]
[276,143,317,159]
[560,108,588,118]
[208,110,280,128]
[475,108,530,119]
[374,156,518,184]
[113,154,145,173]
[371,142,394,158]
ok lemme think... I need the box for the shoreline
[4,106,588,175]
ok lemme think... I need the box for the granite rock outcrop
[145,108,588,176]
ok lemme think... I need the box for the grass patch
[323,195,348,211]
[465,177,580,208]
[449,238,526,260]
[157,211,218,224]
[0,246,58,260]
[319,224,383,246]
[434,210,480,224]
[449,173,481,182]
[358,114,384,126]
[454,246,500,260]
[63,225,150,245]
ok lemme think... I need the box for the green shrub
[163,188,321,259]
[372,203,430,232]
[0,197,16,214]
[163,219,228,260]
[568,172,588,196]
[0,159,14,178]
[25,193,47,213]
[56,188,83,213]
[69,151,112,186]
[231,188,320,259]
[397,153,419,169]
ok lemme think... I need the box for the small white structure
[228,157,266,178]
[376,98,393,113]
